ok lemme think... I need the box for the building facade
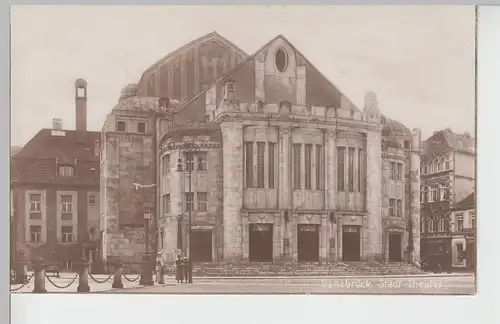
[449,192,476,270]
[101,32,421,265]
[11,79,102,270]
[419,129,475,267]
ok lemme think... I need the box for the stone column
[273,213,282,260]
[291,212,298,262]
[320,214,328,263]
[242,213,249,261]
[279,127,291,209]
[326,131,337,260]
[410,128,422,263]
[221,122,244,261]
[365,130,383,261]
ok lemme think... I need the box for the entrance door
[249,223,273,262]
[342,226,360,261]
[388,233,402,261]
[297,224,320,262]
[191,230,212,262]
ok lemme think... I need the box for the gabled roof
[451,192,475,211]
[13,129,101,162]
[139,31,249,84]
[172,34,360,116]
[423,129,475,156]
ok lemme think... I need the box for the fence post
[77,257,90,293]
[15,250,28,284]
[139,253,154,286]
[32,257,47,293]
[112,259,124,289]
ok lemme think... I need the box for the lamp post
[143,210,152,253]
[176,142,200,284]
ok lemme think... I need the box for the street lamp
[143,210,152,253]
[176,143,200,284]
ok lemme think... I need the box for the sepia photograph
[9,5,476,296]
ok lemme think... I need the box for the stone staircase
[164,261,425,277]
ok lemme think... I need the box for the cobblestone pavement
[11,273,474,295]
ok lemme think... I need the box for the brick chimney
[75,78,87,131]
[52,118,63,130]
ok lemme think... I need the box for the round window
[275,49,288,72]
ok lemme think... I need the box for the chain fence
[46,273,79,289]
[10,273,35,292]
[88,273,114,284]
[123,273,141,283]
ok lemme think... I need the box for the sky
[10,5,476,146]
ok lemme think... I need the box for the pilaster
[279,127,291,209]
[221,122,244,261]
[365,130,383,261]
[320,214,328,262]
[410,128,422,263]
[291,212,298,262]
[326,131,336,209]
[273,213,282,260]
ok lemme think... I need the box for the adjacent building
[419,129,475,268]
[101,32,421,265]
[11,79,102,270]
[450,192,476,270]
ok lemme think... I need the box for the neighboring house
[11,79,102,271]
[450,192,476,270]
[101,32,421,265]
[419,128,475,268]
[11,145,22,156]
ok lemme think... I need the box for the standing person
[52,252,60,278]
[156,252,165,284]
[175,255,184,283]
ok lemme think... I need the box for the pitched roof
[423,129,475,156]
[172,34,360,117]
[13,129,101,162]
[451,192,475,211]
[138,31,249,85]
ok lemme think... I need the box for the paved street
[11,273,474,295]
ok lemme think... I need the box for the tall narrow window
[358,149,364,192]
[162,194,171,214]
[257,142,265,188]
[293,144,302,189]
[305,144,312,189]
[184,152,194,172]
[397,163,403,181]
[389,199,395,216]
[138,122,146,134]
[61,195,73,220]
[337,147,345,191]
[197,152,208,171]
[30,225,42,243]
[162,154,170,175]
[245,142,254,188]
[470,212,476,229]
[444,154,451,170]
[197,192,208,212]
[396,199,402,217]
[185,193,194,212]
[268,143,275,189]
[348,147,355,192]
[117,121,126,132]
[420,221,425,234]
[316,145,322,190]
[456,214,464,232]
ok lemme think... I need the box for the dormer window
[117,121,126,132]
[59,165,75,177]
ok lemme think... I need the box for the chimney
[52,118,63,130]
[75,78,87,131]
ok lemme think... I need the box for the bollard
[15,250,28,284]
[112,259,124,289]
[32,257,47,293]
[77,257,90,293]
[139,253,154,286]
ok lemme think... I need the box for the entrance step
[164,261,425,277]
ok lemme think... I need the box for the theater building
[101,32,421,264]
